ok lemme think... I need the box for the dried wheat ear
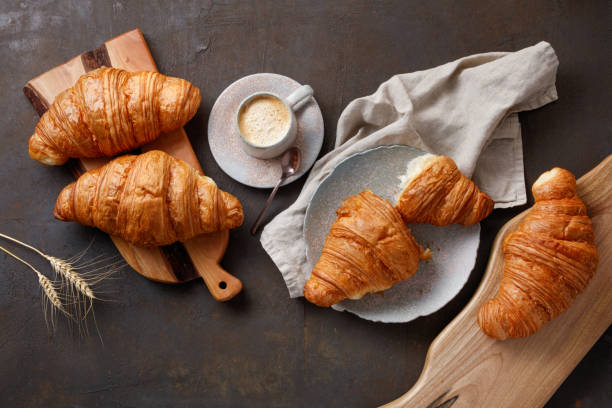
[0,232,124,332]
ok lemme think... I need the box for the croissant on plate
[478,168,599,340]
[394,154,494,226]
[29,67,201,165]
[54,150,243,246]
[304,190,431,307]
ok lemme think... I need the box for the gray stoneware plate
[208,73,324,188]
[304,145,480,323]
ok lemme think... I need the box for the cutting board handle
[185,252,243,302]
[381,154,612,408]
[199,260,243,302]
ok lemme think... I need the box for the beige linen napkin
[261,42,559,298]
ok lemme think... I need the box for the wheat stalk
[0,232,94,300]
[0,245,67,317]
[36,270,64,313]
[1,232,124,338]
[48,256,94,300]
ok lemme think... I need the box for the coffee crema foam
[238,96,291,146]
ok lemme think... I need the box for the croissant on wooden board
[54,150,243,247]
[478,168,599,340]
[29,67,201,165]
[394,154,494,226]
[304,190,431,307]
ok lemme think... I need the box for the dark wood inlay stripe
[23,84,49,116]
[161,243,199,282]
[81,43,112,72]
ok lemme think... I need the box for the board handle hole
[219,281,227,289]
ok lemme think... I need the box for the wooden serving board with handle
[23,29,242,302]
[382,154,612,408]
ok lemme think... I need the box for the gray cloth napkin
[261,42,559,298]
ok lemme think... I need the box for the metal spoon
[250,147,302,235]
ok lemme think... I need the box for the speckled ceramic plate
[208,73,324,188]
[304,145,480,323]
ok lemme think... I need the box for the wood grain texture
[382,155,612,408]
[23,29,241,301]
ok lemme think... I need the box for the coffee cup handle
[285,85,313,110]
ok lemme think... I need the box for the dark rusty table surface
[1,1,610,407]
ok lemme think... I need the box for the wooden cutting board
[383,154,612,408]
[23,29,242,302]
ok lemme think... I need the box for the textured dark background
[1,1,610,407]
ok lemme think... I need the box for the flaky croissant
[304,190,430,307]
[29,67,201,165]
[54,150,243,246]
[478,168,599,340]
[394,154,494,226]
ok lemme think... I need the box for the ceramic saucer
[208,73,324,188]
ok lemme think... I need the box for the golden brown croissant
[304,190,431,307]
[29,67,201,165]
[54,150,243,246]
[394,154,494,226]
[478,168,599,340]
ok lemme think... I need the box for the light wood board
[24,29,242,302]
[382,154,612,407]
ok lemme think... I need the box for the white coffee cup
[236,85,313,159]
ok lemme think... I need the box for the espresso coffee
[238,95,291,146]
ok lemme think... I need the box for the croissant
[478,168,599,340]
[54,150,243,246]
[394,154,494,226]
[29,67,201,165]
[304,190,431,307]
